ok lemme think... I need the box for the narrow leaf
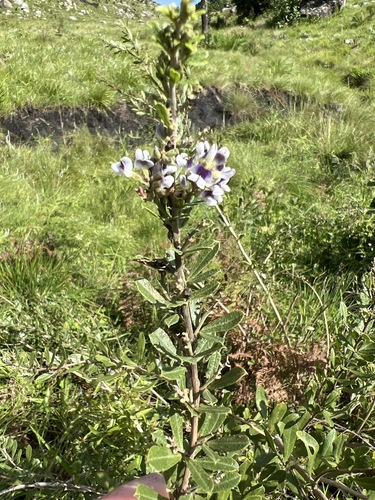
[25,445,32,461]
[95,355,116,367]
[135,484,166,499]
[200,311,243,335]
[255,386,268,419]
[136,279,169,305]
[192,282,220,301]
[189,242,219,281]
[149,328,177,359]
[282,423,298,461]
[212,472,241,492]
[200,412,226,437]
[210,367,247,391]
[268,403,288,433]
[198,405,230,414]
[164,314,180,328]
[161,366,186,381]
[355,477,375,491]
[170,413,184,451]
[189,268,219,284]
[154,102,171,127]
[206,351,221,380]
[199,333,225,346]
[137,332,145,360]
[147,446,181,472]
[321,429,336,458]
[196,456,238,472]
[188,459,213,493]
[296,431,319,472]
[208,435,250,453]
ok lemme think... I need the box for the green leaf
[333,433,347,462]
[208,435,250,453]
[202,388,218,404]
[192,282,220,301]
[297,411,311,430]
[25,444,32,461]
[282,422,298,461]
[206,351,221,380]
[35,372,53,383]
[200,412,226,437]
[210,366,247,391]
[154,102,171,127]
[268,403,287,433]
[320,429,336,458]
[212,472,241,492]
[196,456,239,472]
[170,413,184,451]
[164,313,180,327]
[187,459,213,493]
[189,242,219,281]
[255,386,268,419]
[355,477,375,491]
[169,68,181,83]
[189,268,219,284]
[200,311,243,335]
[160,366,186,381]
[137,332,145,360]
[198,405,230,414]
[135,484,166,499]
[199,333,225,346]
[135,279,169,305]
[296,431,319,472]
[149,328,177,359]
[147,446,181,472]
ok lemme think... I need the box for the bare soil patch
[0,86,308,145]
[0,87,227,145]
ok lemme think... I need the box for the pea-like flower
[110,141,235,206]
[150,163,177,193]
[111,156,133,177]
[184,141,235,205]
[111,149,155,179]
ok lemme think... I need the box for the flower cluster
[111,141,235,206]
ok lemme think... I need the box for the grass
[1,0,375,497]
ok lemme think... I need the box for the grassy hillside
[1,1,375,498]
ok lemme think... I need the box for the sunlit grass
[2,2,375,496]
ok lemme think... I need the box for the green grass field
[1,0,375,497]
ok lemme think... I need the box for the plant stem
[170,203,201,496]
[215,205,289,343]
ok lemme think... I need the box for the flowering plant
[112,141,235,206]
[110,1,248,497]
[108,2,375,499]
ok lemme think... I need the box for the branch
[215,205,288,342]
[318,477,368,499]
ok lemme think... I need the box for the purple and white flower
[151,163,177,193]
[111,156,133,177]
[183,141,235,204]
[134,149,154,170]
[111,141,234,205]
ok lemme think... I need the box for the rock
[1,0,13,8]
[35,8,42,16]
[69,14,77,19]
[2,0,29,11]
[300,0,346,17]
